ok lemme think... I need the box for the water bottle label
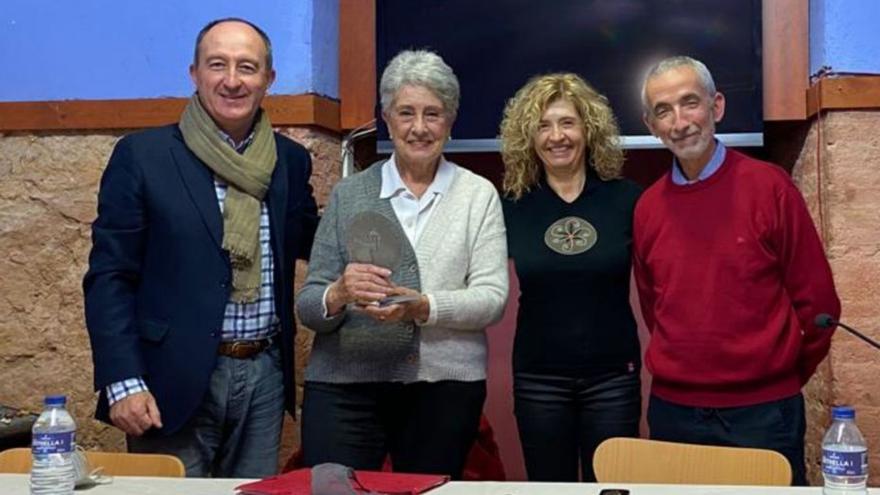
[32,431,75,455]
[822,448,868,476]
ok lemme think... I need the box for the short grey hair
[641,56,716,115]
[379,50,460,118]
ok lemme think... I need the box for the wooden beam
[339,0,376,131]
[806,76,880,117]
[264,94,340,132]
[763,0,809,120]
[0,94,340,132]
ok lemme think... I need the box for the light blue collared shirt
[671,139,726,185]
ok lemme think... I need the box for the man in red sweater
[633,56,840,486]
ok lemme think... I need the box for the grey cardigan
[296,160,509,383]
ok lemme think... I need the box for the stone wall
[791,110,880,485]
[0,127,340,465]
[276,127,340,467]
[788,120,835,484]
[0,132,121,448]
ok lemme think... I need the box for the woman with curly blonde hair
[499,73,642,482]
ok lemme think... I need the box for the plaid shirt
[107,131,278,405]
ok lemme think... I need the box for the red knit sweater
[633,149,840,407]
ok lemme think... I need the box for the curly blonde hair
[500,73,624,199]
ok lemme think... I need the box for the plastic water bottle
[822,405,868,495]
[30,395,76,495]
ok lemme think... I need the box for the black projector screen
[376,0,763,152]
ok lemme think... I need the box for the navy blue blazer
[83,124,318,435]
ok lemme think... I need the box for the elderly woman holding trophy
[295,50,508,479]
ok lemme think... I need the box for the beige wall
[791,110,880,484]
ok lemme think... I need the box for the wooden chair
[0,447,185,477]
[0,448,30,474]
[593,437,792,486]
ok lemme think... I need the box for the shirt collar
[380,154,455,199]
[671,139,726,185]
[218,129,256,154]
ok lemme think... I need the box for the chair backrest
[593,437,792,486]
[84,451,185,477]
[0,448,31,473]
[0,447,185,477]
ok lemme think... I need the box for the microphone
[814,313,880,350]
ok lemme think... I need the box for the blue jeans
[514,369,641,481]
[648,393,806,486]
[301,380,486,479]
[128,343,285,478]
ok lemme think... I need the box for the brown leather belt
[217,337,273,359]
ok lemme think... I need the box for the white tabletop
[435,482,877,495]
[1,473,246,495]
[1,474,877,495]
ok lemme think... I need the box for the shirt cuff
[322,285,344,319]
[417,294,438,327]
[106,377,149,406]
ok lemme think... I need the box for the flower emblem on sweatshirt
[544,216,597,255]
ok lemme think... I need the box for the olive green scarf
[179,94,277,303]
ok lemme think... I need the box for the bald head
[188,18,276,143]
[194,18,273,71]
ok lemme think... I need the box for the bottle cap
[44,395,67,406]
[832,405,855,419]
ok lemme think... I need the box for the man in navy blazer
[83,18,318,477]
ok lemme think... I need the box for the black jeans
[301,380,486,479]
[648,393,807,486]
[514,369,641,481]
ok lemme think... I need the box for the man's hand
[326,263,393,315]
[109,391,163,436]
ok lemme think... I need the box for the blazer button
[409,265,417,273]
[220,281,228,288]
[406,354,418,364]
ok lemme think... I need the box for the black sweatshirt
[503,173,642,377]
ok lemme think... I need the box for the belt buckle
[228,341,245,356]
[220,337,272,359]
